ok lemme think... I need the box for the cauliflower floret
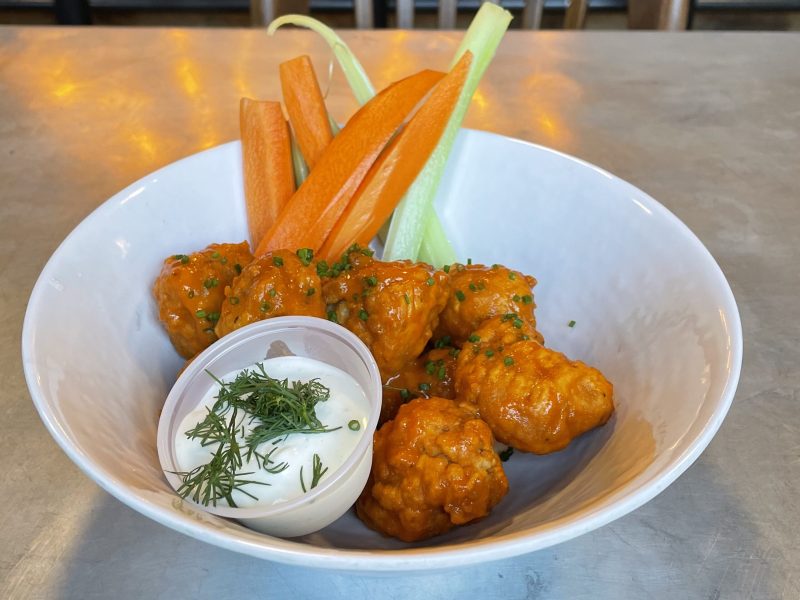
[456,316,614,454]
[215,248,325,337]
[153,242,253,358]
[434,262,543,347]
[356,397,508,542]
[323,248,449,379]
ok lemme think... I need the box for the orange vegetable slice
[280,55,334,170]
[239,98,295,251]
[255,69,444,255]
[319,52,473,261]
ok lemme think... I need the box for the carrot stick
[255,69,444,255]
[280,55,334,170]
[240,98,295,251]
[319,52,473,262]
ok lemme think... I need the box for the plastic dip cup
[157,316,382,537]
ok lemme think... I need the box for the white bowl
[157,317,382,537]
[22,129,742,572]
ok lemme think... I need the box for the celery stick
[267,15,375,105]
[418,210,457,266]
[289,130,309,187]
[382,3,512,263]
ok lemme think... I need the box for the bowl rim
[21,129,743,572]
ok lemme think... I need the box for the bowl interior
[22,130,741,570]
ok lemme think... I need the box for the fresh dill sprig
[174,363,336,507]
[300,453,329,493]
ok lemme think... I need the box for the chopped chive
[425,360,436,375]
[400,388,411,400]
[306,288,316,297]
[174,254,190,264]
[469,282,477,292]
[449,348,461,359]
[504,357,514,367]
[234,263,242,275]
[403,293,411,305]
[327,309,339,324]
[195,310,206,318]
[426,277,435,286]
[187,290,195,299]
[358,309,369,321]
[468,334,481,343]
[455,290,466,302]
[296,248,314,266]
[260,302,271,313]
[485,349,495,357]
[229,296,240,305]
[220,257,227,264]
[498,447,514,462]
[317,260,329,277]
[207,312,220,322]
[365,275,378,287]
[512,317,524,329]
[437,366,446,381]
[434,335,451,348]
[467,258,473,265]
[508,272,516,280]
[418,382,431,393]
[203,278,219,289]
[211,251,221,259]
[522,294,533,305]
[521,334,531,341]
[348,419,361,431]
[512,294,521,302]
[269,288,277,298]
[272,256,284,267]
[568,320,576,328]
[443,265,451,274]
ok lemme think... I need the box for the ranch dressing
[174,355,369,508]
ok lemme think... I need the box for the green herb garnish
[173,364,338,507]
[300,453,329,493]
[296,248,314,266]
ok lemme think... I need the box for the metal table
[1,27,798,598]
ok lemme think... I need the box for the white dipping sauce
[174,356,368,508]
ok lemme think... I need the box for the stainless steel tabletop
[1,27,798,599]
